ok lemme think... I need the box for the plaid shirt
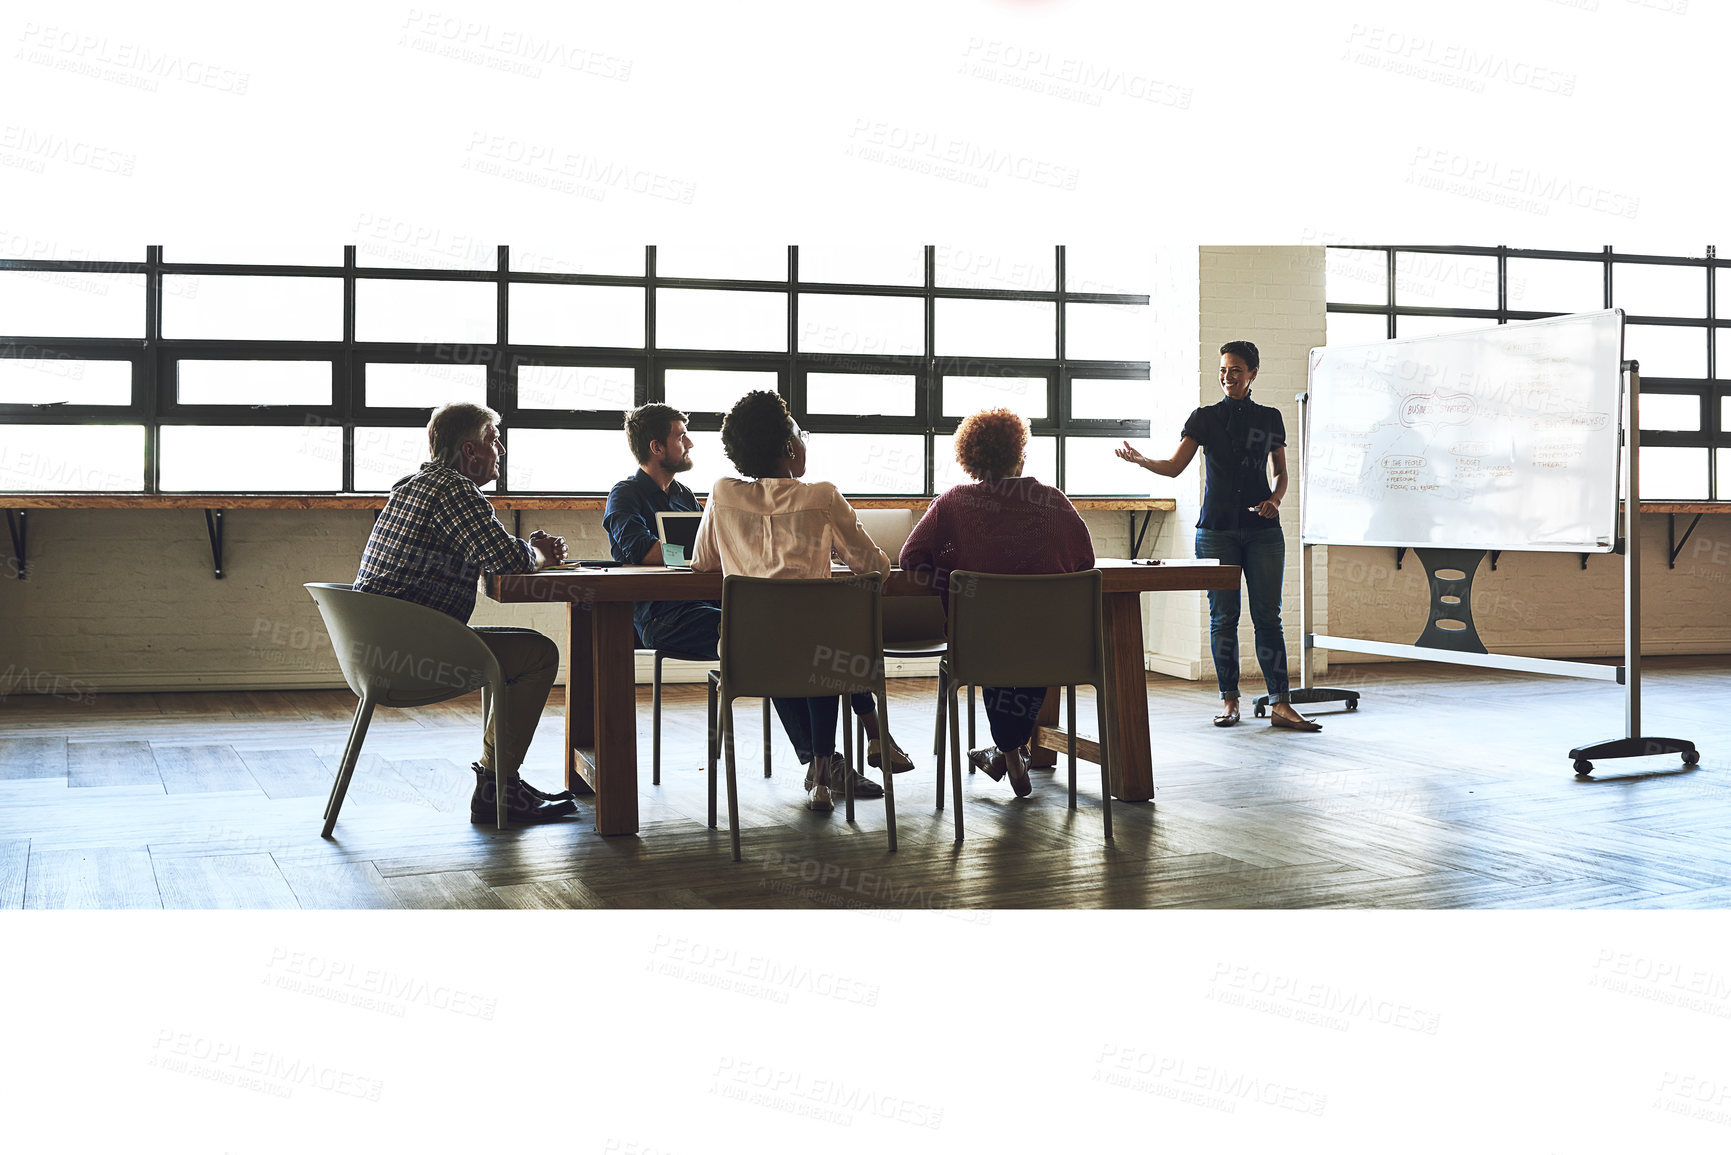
[354,462,534,623]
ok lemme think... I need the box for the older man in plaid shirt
[355,401,577,825]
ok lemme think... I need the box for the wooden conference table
[488,558,1239,836]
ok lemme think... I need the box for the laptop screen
[654,510,704,554]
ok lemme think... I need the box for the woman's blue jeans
[1194,526,1290,703]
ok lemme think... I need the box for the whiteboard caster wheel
[1346,700,1358,711]
[1683,750,1700,766]
[1573,759,1593,775]
[1253,704,1267,718]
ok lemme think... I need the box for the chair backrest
[945,569,1105,687]
[305,583,501,707]
[855,508,947,646]
[718,575,884,700]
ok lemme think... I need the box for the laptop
[653,510,704,567]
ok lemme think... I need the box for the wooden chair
[708,575,896,861]
[936,569,1113,843]
[305,583,507,835]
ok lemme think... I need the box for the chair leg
[1067,684,1078,810]
[947,679,965,843]
[320,696,375,839]
[707,679,720,829]
[843,697,855,825]
[761,698,771,778]
[967,684,976,749]
[723,701,742,862]
[1096,680,1113,842]
[652,653,664,786]
[879,690,896,852]
[933,667,947,809]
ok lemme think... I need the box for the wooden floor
[0,658,1725,909]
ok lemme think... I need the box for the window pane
[0,270,145,337]
[508,284,644,347]
[797,246,924,286]
[1325,249,1387,307]
[934,245,1057,292]
[164,245,338,266]
[1066,302,1150,361]
[1639,446,1708,500]
[1639,393,1701,432]
[1065,246,1151,296]
[1506,258,1603,314]
[354,223,498,270]
[1394,314,1494,339]
[365,363,487,409]
[935,433,1056,490]
[509,244,644,277]
[656,289,786,351]
[807,373,916,416]
[1072,378,1149,420]
[1065,437,1149,495]
[1719,270,1731,320]
[803,433,925,493]
[0,358,130,405]
[1723,396,1731,432]
[355,279,497,344]
[159,425,341,491]
[1715,329,1731,379]
[943,375,1045,418]
[683,437,745,495]
[1720,449,1731,501]
[665,368,778,414]
[1327,311,1388,346]
[0,424,143,490]
[162,275,342,340]
[656,245,787,282]
[1394,252,1498,309]
[517,365,635,410]
[508,428,651,492]
[354,426,429,491]
[798,294,924,356]
[934,298,1055,359]
[1625,325,1706,378]
[177,361,330,406]
[1614,262,1705,318]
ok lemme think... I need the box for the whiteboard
[1301,310,1624,552]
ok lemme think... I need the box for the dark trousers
[983,685,1048,751]
[771,696,842,765]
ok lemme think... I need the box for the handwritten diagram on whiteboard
[1302,310,1623,552]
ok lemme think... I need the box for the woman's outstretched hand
[1115,441,1150,470]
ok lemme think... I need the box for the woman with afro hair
[692,389,907,812]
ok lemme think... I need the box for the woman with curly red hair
[899,408,1095,797]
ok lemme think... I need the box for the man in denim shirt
[603,403,718,657]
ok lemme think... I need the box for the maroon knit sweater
[899,476,1095,607]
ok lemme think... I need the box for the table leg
[566,602,595,793]
[591,602,640,836]
[1102,590,1153,801]
[1029,688,1060,769]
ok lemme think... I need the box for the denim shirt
[602,467,704,642]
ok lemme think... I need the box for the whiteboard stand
[1567,362,1700,776]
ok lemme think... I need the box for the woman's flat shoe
[1271,714,1322,732]
[1213,712,1240,727]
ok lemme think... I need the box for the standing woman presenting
[1115,340,1321,731]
